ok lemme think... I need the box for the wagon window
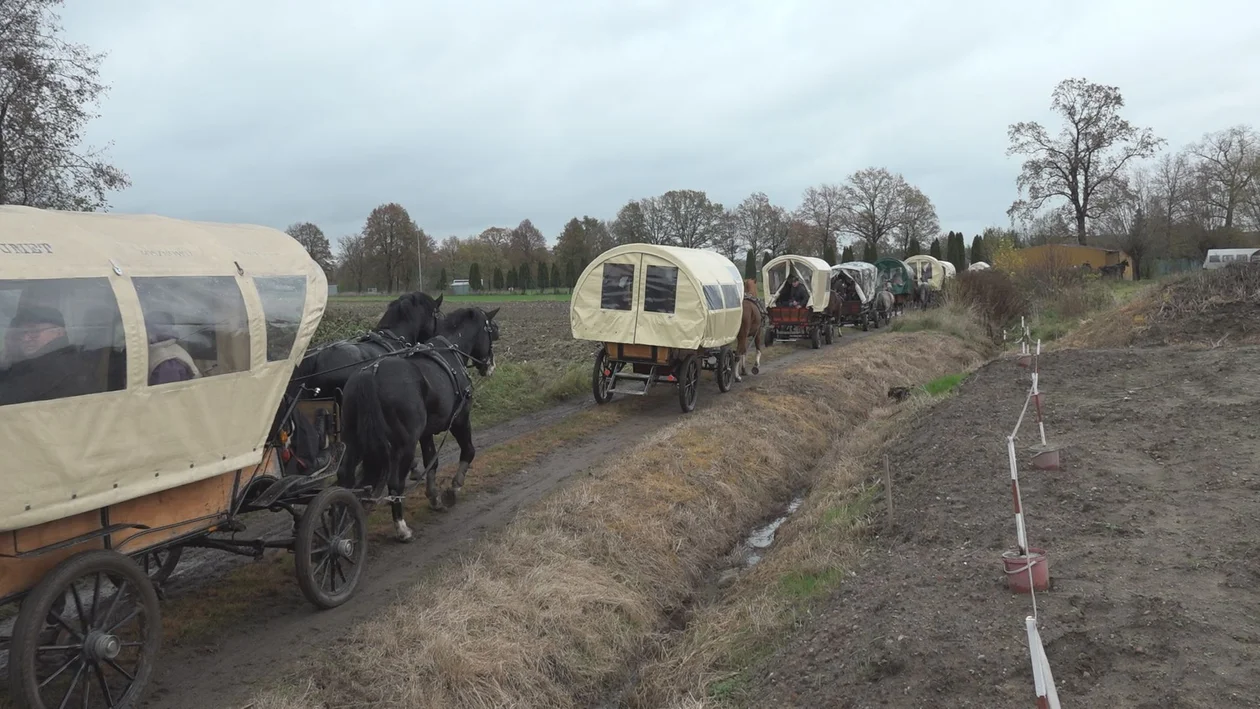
[643,265,678,314]
[721,284,741,309]
[702,284,724,310]
[133,276,251,382]
[254,276,308,361]
[600,263,635,311]
[0,278,126,407]
[1208,254,1220,262]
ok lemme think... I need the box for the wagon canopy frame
[832,262,878,303]
[571,243,743,350]
[873,257,914,296]
[761,255,832,311]
[0,205,328,533]
[904,254,949,290]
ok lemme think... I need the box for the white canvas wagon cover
[832,262,878,303]
[761,255,831,311]
[904,254,948,290]
[571,244,743,350]
[0,206,327,532]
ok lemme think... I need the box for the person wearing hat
[0,304,98,405]
[775,273,811,308]
[145,310,200,385]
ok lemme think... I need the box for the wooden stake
[883,454,894,527]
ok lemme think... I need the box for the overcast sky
[62,0,1260,249]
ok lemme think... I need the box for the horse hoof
[751,367,760,375]
[442,488,458,508]
[394,520,413,542]
[428,499,446,512]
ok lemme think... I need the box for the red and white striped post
[1026,616,1062,709]
[1008,435,1029,554]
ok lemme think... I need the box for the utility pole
[416,231,423,291]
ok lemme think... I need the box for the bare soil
[139,332,872,709]
[748,346,1260,708]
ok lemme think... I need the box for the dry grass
[1063,265,1260,348]
[248,332,985,709]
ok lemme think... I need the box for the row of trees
[1007,77,1260,277]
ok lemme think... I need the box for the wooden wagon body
[761,255,837,348]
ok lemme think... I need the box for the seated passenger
[146,311,200,385]
[0,305,99,405]
[775,275,810,307]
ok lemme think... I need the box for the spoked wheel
[133,545,183,585]
[677,355,700,413]
[591,349,618,405]
[809,326,821,349]
[9,550,161,709]
[716,347,734,393]
[295,487,368,610]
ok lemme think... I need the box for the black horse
[339,307,500,542]
[291,291,445,401]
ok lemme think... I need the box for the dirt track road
[143,330,875,709]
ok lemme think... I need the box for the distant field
[330,292,572,304]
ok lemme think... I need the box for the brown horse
[736,279,764,379]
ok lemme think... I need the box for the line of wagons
[569,245,958,414]
[0,206,482,709]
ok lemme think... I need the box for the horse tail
[341,365,391,487]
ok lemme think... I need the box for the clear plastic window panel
[643,265,679,314]
[132,276,251,382]
[600,263,635,311]
[702,284,724,310]
[254,276,308,361]
[0,278,127,406]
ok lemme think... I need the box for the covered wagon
[874,257,914,310]
[571,244,743,412]
[0,205,370,708]
[831,261,882,330]
[904,254,951,290]
[760,255,836,348]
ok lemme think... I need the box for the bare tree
[893,183,939,256]
[0,0,129,209]
[508,218,547,265]
[1150,150,1194,253]
[1007,77,1164,245]
[733,192,783,260]
[795,184,845,257]
[285,222,336,276]
[711,206,740,260]
[1189,125,1259,230]
[1099,168,1157,278]
[838,167,905,254]
[336,234,369,292]
[361,202,429,292]
[658,189,724,248]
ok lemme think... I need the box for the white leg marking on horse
[395,519,413,542]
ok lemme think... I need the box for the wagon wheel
[823,324,834,345]
[9,550,161,709]
[765,328,776,346]
[809,326,821,349]
[295,487,368,610]
[676,355,700,413]
[133,545,183,585]
[716,347,735,393]
[591,349,618,405]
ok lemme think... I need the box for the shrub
[946,270,1028,337]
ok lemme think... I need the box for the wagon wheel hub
[332,538,355,559]
[84,630,122,661]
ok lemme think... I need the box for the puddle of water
[734,496,803,569]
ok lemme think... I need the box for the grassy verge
[246,331,986,709]
[470,360,587,427]
[890,303,992,348]
[627,371,978,708]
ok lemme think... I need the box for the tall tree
[840,245,855,263]
[970,235,986,264]
[492,266,504,290]
[438,267,448,292]
[905,239,921,257]
[893,183,940,255]
[744,250,757,279]
[505,266,517,290]
[796,184,846,257]
[468,262,482,291]
[1189,125,1259,230]
[611,200,651,244]
[361,203,429,292]
[518,261,532,291]
[838,167,907,254]
[929,238,942,260]
[1151,150,1194,254]
[537,261,549,291]
[822,236,837,265]
[733,192,784,263]
[711,207,740,260]
[657,189,724,248]
[509,219,547,266]
[550,262,560,293]
[1007,77,1164,244]
[564,260,577,289]
[554,217,591,274]
[285,222,336,276]
[1100,167,1156,279]
[336,234,369,292]
[862,241,878,262]
[0,0,130,209]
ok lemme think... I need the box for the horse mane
[438,307,480,335]
[376,291,439,331]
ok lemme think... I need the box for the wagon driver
[776,273,810,307]
[0,304,98,405]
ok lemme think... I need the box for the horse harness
[366,335,475,422]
